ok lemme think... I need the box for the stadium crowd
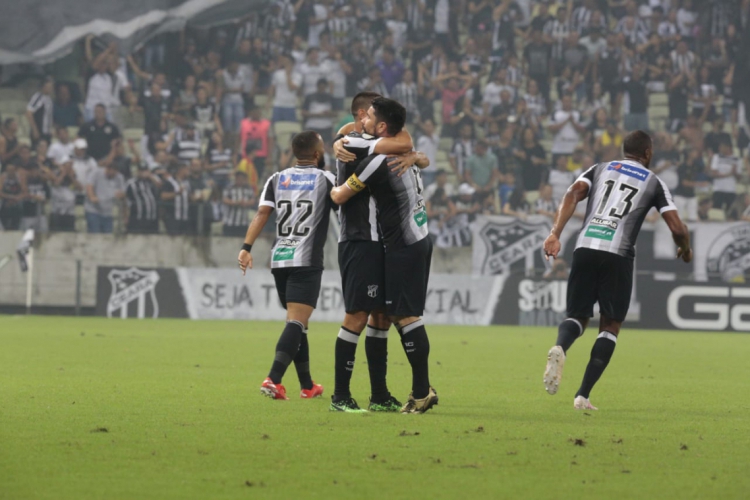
[1,0,750,245]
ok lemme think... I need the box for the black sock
[365,325,390,403]
[333,326,360,400]
[576,332,617,399]
[268,320,305,384]
[294,328,313,390]
[399,320,430,399]
[556,318,584,353]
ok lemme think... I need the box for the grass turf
[1,317,749,499]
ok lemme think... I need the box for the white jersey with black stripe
[260,165,335,269]
[575,160,677,259]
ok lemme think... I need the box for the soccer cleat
[260,377,289,400]
[300,382,324,399]
[400,387,439,414]
[544,346,566,395]
[368,395,403,412]
[329,397,368,413]
[573,396,598,411]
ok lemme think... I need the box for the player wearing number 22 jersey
[237,131,335,401]
[541,131,692,411]
[331,97,438,414]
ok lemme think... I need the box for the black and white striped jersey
[126,177,159,221]
[223,183,254,227]
[575,160,677,259]
[162,177,191,221]
[350,154,428,251]
[171,128,202,165]
[336,132,383,242]
[27,92,54,136]
[259,165,336,269]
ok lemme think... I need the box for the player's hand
[677,247,692,263]
[388,153,416,177]
[333,138,356,163]
[543,234,561,261]
[238,249,253,275]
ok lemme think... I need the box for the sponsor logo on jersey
[278,239,301,247]
[279,174,316,190]
[590,217,618,230]
[272,247,297,261]
[607,162,649,182]
[706,225,750,281]
[413,209,428,228]
[585,225,615,241]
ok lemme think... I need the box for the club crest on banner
[706,225,750,282]
[106,268,160,318]
[477,218,551,275]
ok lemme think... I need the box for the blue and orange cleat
[260,377,289,400]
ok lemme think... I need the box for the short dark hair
[351,91,381,118]
[292,130,322,159]
[623,130,652,159]
[370,97,406,136]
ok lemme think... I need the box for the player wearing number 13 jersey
[331,98,437,414]
[237,131,335,401]
[541,131,693,410]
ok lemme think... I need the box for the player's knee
[599,316,621,336]
[369,310,391,330]
[342,312,368,333]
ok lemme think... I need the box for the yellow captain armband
[346,174,366,192]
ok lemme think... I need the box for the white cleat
[573,396,598,411]
[544,346,566,395]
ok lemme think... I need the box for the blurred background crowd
[1,0,750,247]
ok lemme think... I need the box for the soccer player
[542,131,692,410]
[329,92,430,413]
[238,131,335,400]
[331,98,437,414]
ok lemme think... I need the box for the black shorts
[271,267,323,309]
[384,237,432,317]
[567,248,634,323]
[339,240,386,313]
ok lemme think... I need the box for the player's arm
[238,176,276,275]
[654,179,692,263]
[331,154,384,205]
[372,129,414,156]
[543,179,591,261]
[387,150,430,176]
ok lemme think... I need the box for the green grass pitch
[1,317,749,499]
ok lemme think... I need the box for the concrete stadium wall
[0,232,470,307]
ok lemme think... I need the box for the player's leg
[573,253,633,410]
[545,249,598,395]
[365,310,401,411]
[287,269,324,398]
[330,311,368,412]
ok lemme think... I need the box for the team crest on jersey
[706,225,750,281]
[279,174,316,190]
[106,267,160,319]
[607,162,649,182]
[367,285,378,298]
[478,219,551,275]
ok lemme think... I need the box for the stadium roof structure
[0,0,265,65]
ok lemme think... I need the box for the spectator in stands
[514,126,547,192]
[187,158,213,236]
[449,123,475,179]
[548,94,585,160]
[502,183,530,219]
[268,53,301,123]
[674,148,707,222]
[392,69,419,123]
[174,74,198,115]
[358,65,389,97]
[12,144,37,171]
[78,104,121,162]
[302,79,335,144]
[160,164,191,235]
[595,119,624,162]
[84,50,116,122]
[26,76,55,145]
[53,83,82,128]
[0,163,24,230]
[218,59,248,134]
[547,154,577,204]
[169,120,202,166]
[298,48,328,96]
[239,105,272,179]
[100,138,137,181]
[465,139,498,196]
[621,63,651,132]
[0,117,21,165]
[205,132,234,191]
[20,162,49,232]
[416,119,440,186]
[424,169,455,203]
[85,161,125,234]
[48,156,80,232]
[436,73,473,138]
[697,196,713,222]
[739,193,750,222]
[709,138,741,213]
[70,138,98,191]
[192,86,222,137]
[376,47,405,95]
[523,31,552,105]
[222,170,255,237]
[48,125,75,166]
[426,177,459,248]
[125,164,161,234]
[534,184,558,219]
